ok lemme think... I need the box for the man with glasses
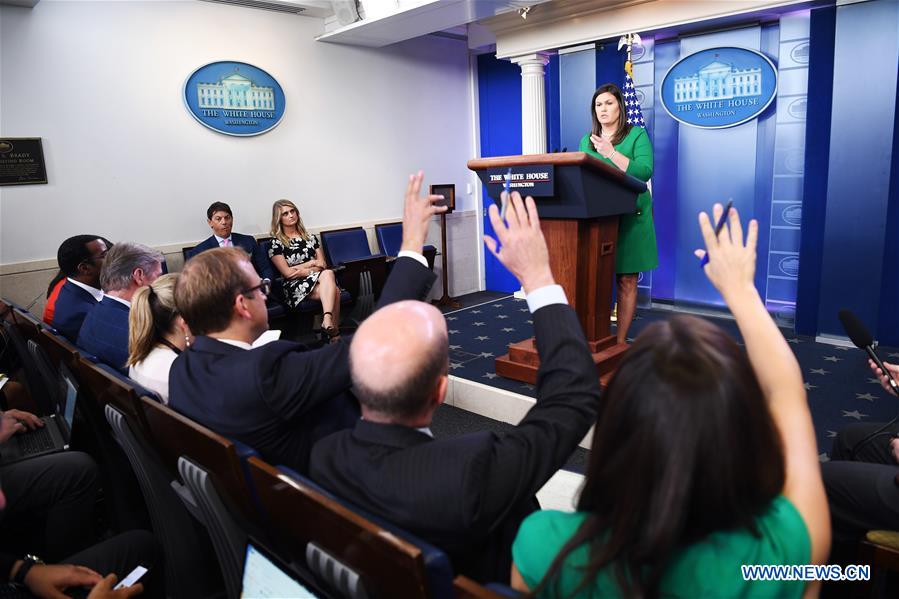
[51,235,110,343]
[170,172,443,474]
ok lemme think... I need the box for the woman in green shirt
[511,206,830,598]
[579,83,657,344]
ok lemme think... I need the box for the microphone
[839,309,899,396]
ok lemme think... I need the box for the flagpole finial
[618,33,643,62]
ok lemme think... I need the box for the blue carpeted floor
[441,294,899,460]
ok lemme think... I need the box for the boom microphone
[839,309,899,396]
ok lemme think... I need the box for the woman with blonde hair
[268,199,341,340]
[126,273,190,403]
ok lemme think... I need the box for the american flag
[623,60,645,127]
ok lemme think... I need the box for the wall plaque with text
[0,138,48,186]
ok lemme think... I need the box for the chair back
[140,397,259,524]
[26,339,65,413]
[248,456,453,599]
[374,222,403,257]
[37,328,81,370]
[104,403,225,599]
[73,357,148,433]
[12,307,43,342]
[374,222,438,270]
[1,317,55,415]
[320,227,375,266]
[177,456,247,599]
[141,397,264,598]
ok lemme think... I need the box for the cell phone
[114,565,148,590]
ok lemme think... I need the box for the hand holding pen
[698,199,733,268]
[694,201,759,300]
[500,167,512,221]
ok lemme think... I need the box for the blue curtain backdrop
[476,0,899,343]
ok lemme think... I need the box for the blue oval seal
[782,205,802,226]
[778,256,800,278]
[660,47,777,129]
[183,61,285,137]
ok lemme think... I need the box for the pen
[501,168,512,220]
[699,199,733,268]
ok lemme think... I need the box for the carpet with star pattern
[444,295,898,459]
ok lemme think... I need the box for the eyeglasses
[241,278,271,298]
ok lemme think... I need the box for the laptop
[241,540,323,599]
[0,362,78,464]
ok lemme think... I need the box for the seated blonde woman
[268,199,341,341]
[126,273,191,403]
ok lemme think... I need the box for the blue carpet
[445,296,899,458]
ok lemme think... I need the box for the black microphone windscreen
[839,309,874,348]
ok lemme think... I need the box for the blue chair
[105,401,227,599]
[248,457,455,599]
[140,396,266,599]
[2,310,56,415]
[374,221,438,270]
[320,227,388,321]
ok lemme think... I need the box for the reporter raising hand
[400,170,447,254]
[696,203,830,581]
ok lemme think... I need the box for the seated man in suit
[187,201,274,280]
[169,172,443,474]
[51,235,109,342]
[77,242,164,372]
[310,192,602,583]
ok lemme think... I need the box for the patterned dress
[268,234,322,308]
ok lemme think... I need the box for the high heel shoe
[321,311,339,342]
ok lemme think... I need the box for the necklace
[600,131,614,139]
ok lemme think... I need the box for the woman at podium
[579,83,658,343]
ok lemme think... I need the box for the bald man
[169,172,442,474]
[310,193,602,583]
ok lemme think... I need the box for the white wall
[0,0,479,266]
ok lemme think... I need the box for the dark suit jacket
[76,296,130,372]
[187,232,274,280]
[52,280,99,343]
[309,302,601,583]
[169,256,436,474]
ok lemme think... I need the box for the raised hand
[483,192,554,293]
[400,171,447,254]
[694,203,758,301]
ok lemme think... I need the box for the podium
[467,152,647,386]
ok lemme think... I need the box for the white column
[510,53,550,155]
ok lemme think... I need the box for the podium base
[494,335,628,387]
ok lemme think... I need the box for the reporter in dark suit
[51,235,109,342]
[77,242,164,372]
[309,192,601,583]
[186,201,274,280]
[169,172,444,474]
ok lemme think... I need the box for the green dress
[579,128,658,274]
[512,496,811,598]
